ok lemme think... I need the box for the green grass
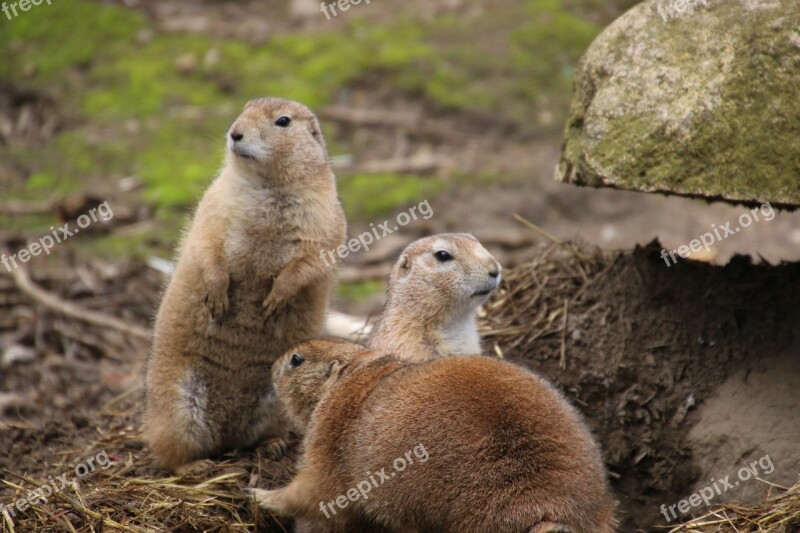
[0,0,607,260]
[339,173,445,220]
[336,280,385,302]
[404,0,602,133]
[0,1,142,80]
[0,2,436,212]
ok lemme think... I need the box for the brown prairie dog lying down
[368,233,502,363]
[144,98,346,472]
[250,338,618,533]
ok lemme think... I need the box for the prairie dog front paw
[264,437,288,459]
[204,273,230,320]
[247,488,286,514]
[261,291,288,317]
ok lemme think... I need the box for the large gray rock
[557,0,800,207]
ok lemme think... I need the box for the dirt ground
[2,242,799,531]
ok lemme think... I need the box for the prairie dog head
[272,338,373,430]
[227,97,329,181]
[388,233,501,320]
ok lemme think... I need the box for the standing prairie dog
[251,338,618,533]
[369,233,501,363]
[144,98,346,471]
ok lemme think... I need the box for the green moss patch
[336,280,385,302]
[338,173,444,220]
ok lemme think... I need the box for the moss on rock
[557,0,800,207]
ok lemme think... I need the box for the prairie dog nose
[230,131,244,142]
[488,262,501,279]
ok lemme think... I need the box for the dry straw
[667,480,800,532]
[479,234,616,363]
[0,406,295,532]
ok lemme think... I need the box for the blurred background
[3,0,799,316]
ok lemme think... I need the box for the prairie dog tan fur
[252,338,618,533]
[368,233,501,363]
[144,98,346,471]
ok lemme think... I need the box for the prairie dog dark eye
[289,354,304,367]
[275,116,292,128]
[434,250,454,262]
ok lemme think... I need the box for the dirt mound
[688,351,800,508]
[482,241,800,530]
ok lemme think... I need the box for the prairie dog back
[255,339,618,533]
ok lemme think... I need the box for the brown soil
[481,242,800,531]
[687,352,800,506]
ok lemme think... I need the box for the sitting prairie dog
[368,233,501,363]
[144,97,346,471]
[251,338,618,533]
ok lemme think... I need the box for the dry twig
[9,263,150,343]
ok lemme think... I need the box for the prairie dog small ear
[308,117,326,149]
[394,254,411,279]
[328,359,342,379]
